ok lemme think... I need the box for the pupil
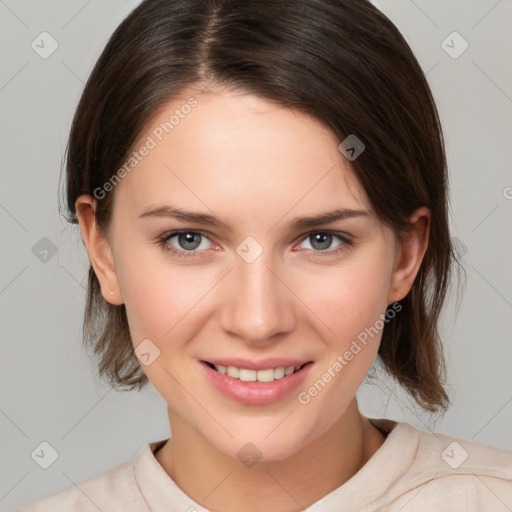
[179,232,201,250]
[312,233,331,250]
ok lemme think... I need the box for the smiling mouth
[202,361,312,383]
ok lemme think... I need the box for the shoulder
[384,422,512,511]
[19,449,147,512]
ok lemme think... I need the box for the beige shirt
[20,419,512,511]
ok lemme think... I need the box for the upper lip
[202,358,313,371]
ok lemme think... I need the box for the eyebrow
[138,204,369,231]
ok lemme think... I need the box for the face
[84,88,414,462]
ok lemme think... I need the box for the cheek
[300,256,393,350]
[114,244,204,344]
[293,258,393,431]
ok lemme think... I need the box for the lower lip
[199,361,314,406]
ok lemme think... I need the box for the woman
[21,0,512,510]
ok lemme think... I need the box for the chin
[209,421,317,465]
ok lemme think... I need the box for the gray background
[1,0,511,509]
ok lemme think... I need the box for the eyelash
[156,230,354,260]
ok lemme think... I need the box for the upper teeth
[214,364,301,382]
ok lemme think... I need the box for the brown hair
[61,0,462,412]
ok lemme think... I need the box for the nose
[219,249,296,346]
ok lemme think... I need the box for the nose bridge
[220,243,294,343]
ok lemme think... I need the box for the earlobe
[75,195,124,305]
[388,207,430,304]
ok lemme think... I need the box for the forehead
[115,89,372,225]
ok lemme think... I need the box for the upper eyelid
[161,229,216,244]
[295,231,352,250]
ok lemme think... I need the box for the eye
[156,229,353,260]
[157,230,214,258]
[296,231,353,257]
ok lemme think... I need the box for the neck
[155,399,386,512]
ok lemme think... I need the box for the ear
[388,206,430,304]
[75,195,124,305]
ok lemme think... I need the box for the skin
[76,87,430,512]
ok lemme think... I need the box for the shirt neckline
[134,419,419,512]
[306,419,420,510]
